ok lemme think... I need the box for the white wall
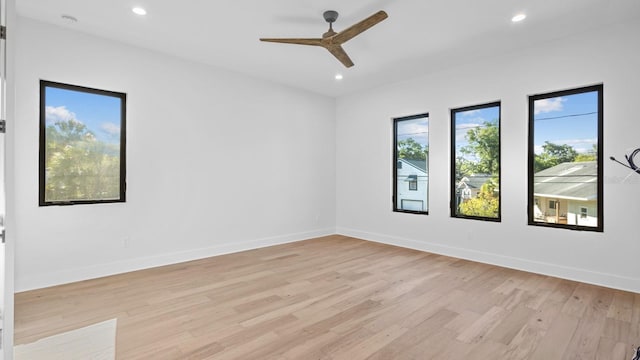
[13,17,336,291]
[336,19,640,293]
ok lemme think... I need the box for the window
[40,80,127,206]
[408,176,418,191]
[450,102,501,221]
[528,84,603,231]
[548,200,558,217]
[580,207,588,219]
[393,113,428,214]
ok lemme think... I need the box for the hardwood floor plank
[425,336,472,359]
[562,287,613,360]
[332,324,407,360]
[487,304,535,345]
[529,312,580,360]
[456,306,508,344]
[444,309,481,334]
[366,308,457,360]
[595,337,628,360]
[607,290,635,322]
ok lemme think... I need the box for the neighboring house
[396,158,428,211]
[533,161,597,226]
[454,174,493,209]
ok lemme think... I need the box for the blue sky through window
[454,105,499,159]
[533,91,598,155]
[45,86,122,144]
[396,117,428,147]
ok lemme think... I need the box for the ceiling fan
[260,10,388,68]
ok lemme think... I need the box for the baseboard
[18,227,640,294]
[336,227,640,294]
[16,228,336,292]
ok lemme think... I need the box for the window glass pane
[529,85,602,231]
[580,207,588,218]
[451,102,501,221]
[40,81,126,205]
[393,114,428,214]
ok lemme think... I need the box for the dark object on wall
[260,10,388,68]
[610,147,640,174]
[632,345,640,360]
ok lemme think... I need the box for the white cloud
[457,123,481,130]
[535,138,597,154]
[559,138,597,153]
[455,123,481,143]
[534,145,544,155]
[397,120,429,145]
[45,106,76,124]
[534,97,565,115]
[459,109,480,117]
[562,138,597,146]
[100,122,120,135]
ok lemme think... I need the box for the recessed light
[511,13,526,22]
[335,73,343,80]
[132,7,147,16]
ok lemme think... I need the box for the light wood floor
[15,235,640,359]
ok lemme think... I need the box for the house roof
[399,159,427,173]
[458,174,493,190]
[533,161,597,201]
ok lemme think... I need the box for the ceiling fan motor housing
[323,10,339,24]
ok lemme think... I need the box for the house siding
[396,160,428,212]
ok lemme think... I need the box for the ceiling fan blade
[326,45,354,68]
[259,38,323,46]
[333,10,388,44]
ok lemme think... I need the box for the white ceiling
[16,0,640,97]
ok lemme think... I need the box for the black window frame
[39,80,127,206]
[527,84,603,232]
[450,101,501,222]
[393,113,429,215]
